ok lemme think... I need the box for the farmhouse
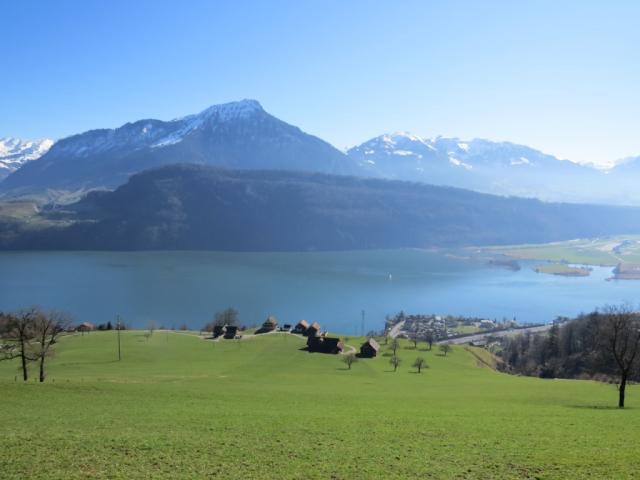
[307,335,344,354]
[76,322,96,332]
[305,322,321,337]
[223,325,239,339]
[359,338,380,358]
[292,320,309,334]
[256,316,278,334]
[280,324,292,332]
[212,325,225,338]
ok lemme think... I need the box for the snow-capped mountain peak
[0,137,54,179]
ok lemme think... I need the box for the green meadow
[1,331,639,479]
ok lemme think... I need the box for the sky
[2,0,640,166]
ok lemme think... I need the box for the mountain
[4,164,640,251]
[347,133,616,204]
[0,100,354,199]
[0,137,53,181]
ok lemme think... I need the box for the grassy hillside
[1,331,639,479]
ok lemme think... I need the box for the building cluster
[402,314,447,339]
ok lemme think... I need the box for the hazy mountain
[5,164,640,251]
[0,137,53,180]
[347,133,619,204]
[0,100,354,199]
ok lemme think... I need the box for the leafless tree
[389,355,401,372]
[0,309,38,381]
[413,356,427,373]
[411,331,420,349]
[390,338,400,356]
[31,310,71,382]
[598,306,640,408]
[342,353,358,370]
[213,308,239,327]
[439,344,452,356]
[425,332,434,351]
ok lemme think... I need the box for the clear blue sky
[2,0,639,165]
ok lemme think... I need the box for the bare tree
[413,356,427,373]
[411,331,420,349]
[213,308,239,327]
[425,332,434,351]
[0,309,38,381]
[598,306,640,408]
[342,353,358,370]
[390,338,400,356]
[31,310,71,382]
[389,355,401,372]
[439,344,452,356]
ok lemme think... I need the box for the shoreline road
[439,324,555,345]
[388,320,406,338]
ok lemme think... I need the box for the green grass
[1,331,639,479]
[484,235,640,266]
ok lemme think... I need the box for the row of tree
[498,305,640,407]
[0,308,71,382]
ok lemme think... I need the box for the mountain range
[1,99,639,206]
[4,164,640,251]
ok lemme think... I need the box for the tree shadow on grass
[568,405,628,410]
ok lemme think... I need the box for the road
[439,324,555,345]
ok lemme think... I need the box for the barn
[292,320,310,334]
[359,338,380,358]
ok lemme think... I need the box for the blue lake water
[0,250,637,333]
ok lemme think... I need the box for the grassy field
[486,235,640,266]
[1,331,639,479]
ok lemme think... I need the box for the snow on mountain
[0,137,54,179]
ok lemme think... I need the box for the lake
[0,250,637,333]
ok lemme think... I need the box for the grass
[533,263,591,276]
[485,235,640,266]
[1,331,639,479]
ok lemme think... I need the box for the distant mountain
[0,137,53,181]
[0,100,354,199]
[5,164,640,251]
[347,133,616,204]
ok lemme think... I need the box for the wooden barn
[212,325,225,338]
[305,322,321,337]
[307,335,344,354]
[256,316,278,334]
[76,322,96,332]
[292,320,310,334]
[360,338,380,358]
[223,325,238,339]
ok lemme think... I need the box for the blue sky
[2,0,639,165]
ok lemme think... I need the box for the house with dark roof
[213,325,225,338]
[360,338,380,358]
[307,335,344,354]
[223,325,239,339]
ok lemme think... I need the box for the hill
[0,331,638,479]
[5,164,640,250]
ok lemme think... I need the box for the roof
[363,338,380,351]
[296,320,310,328]
[263,316,278,326]
[309,322,321,330]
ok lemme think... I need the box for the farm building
[76,322,96,332]
[223,325,239,339]
[307,335,344,354]
[305,322,321,337]
[256,316,278,334]
[280,324,292,332]
[212,325,225,338]
[359,338,380,358]
[292,320,310,334]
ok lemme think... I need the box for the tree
[213,308,239,327]
[0,309,38,381]
[425,332,434,351]
[413,356,427,373]
[390,338,400,356]
[439,344,452,356]
[389,355,401,372]
[31,310,71,382]
[411,331,420,349]
[342,353,358,370]
[598,306,640,408]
